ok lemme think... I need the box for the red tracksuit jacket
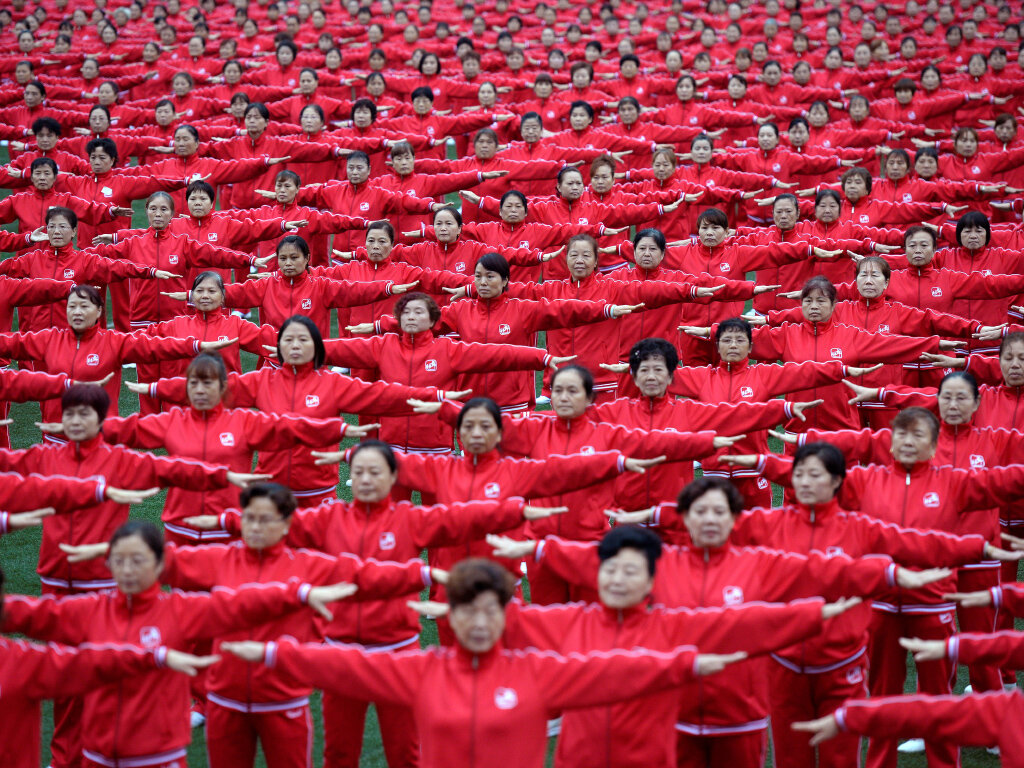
[0,638,164,768]
[102,404,348,539]
[590,394,798,509]
[0,433,229,589]
[148,363,441,498]
[142,307,275,379]
[159,541,428,710]
[1,580,313,765]
[223,496,530,646]
[500,598,825,768]
[0,325,202,422]
[0,274,71,334]
[322,330,551,450]
[0,362,69,448]
[0,470,107,513]
[0,243,154,332]
[534,537,895,734]
[258,637,700,768]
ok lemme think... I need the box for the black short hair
[715,317,753,344]
[455,397,502,432]
[628,338,678,377]
[62,383,110,422]
[30,157,58,176]
[240,483,298,519]
[800,276,837,303]
[349,439,398,473]
[632,228,666,252]
[244,102,270,121]
[277,314,325,369]
[551,364,594,398]
[86,137,118,162]
[938,371,980,401]
[447,558,515,607]
[45,206,77,229]
[891,407,940,443]
[31,116,62,136]
[956,210,991,247]
[110,520,164,562]
[351,98,378,122]
[677,476,745,516]
[475,252,510,287]
[696,207,729,229]
[186,179,216,201]
[597,525,662,577]
[411,86,434,102]
[793,442,846,488]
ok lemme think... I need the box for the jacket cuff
[265,640,279,667]
[153,646,169,668]
[297,583,313,604]
[835,707,849,733]
[0,511,8,536]
[421,565,432,586]
[885,562,898,588]
[947,635,959,664]
[992,585,1003,610]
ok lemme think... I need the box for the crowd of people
[2,0,1024,766]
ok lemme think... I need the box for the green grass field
[0,158,1014,767]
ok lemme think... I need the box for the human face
[46,213,74,246]
[412,95,433,115]
[884,153,909,181]
[690,139,712,165]
[298,70,317,95]
[757,126,778,151]
[569,106,591,131]
[450,590,505,653]
[590,163,614,194]
[791,455,841,506]
[240,497,290,550]
[187,190,213,219]
[856,262,889,299]
[458,406,502,454]
[633,356,671,397]
[66,293,102,333]
[474,134,497,160]
[473,262,507,299]
[815,195,840,224]
[843,174,868,203]
[683,489,735,548]
[801,289,834,323]
[499,194,526,224]
[191,277,223,313]
[277,244,309,279]
[921,68,940,91]
[433,211,461,243]
[350,448,397,502]
[62,401,102,443]
[276,45,295,67]
[772,199,798,231]
[35,127,58,151]
[633,236,664,271]
[557,171,585,201]
[937,378,979,426]
[961,224,988,251]
[31,163,56,191]
[89,108,110,134]
[788,121,809,148]
[565,240,597,280]
[173,128,198,156]
[995,120,1018,144]
[618,100,639,126]
[145,195,173,229]
[1000,340,1024,387]
[727,78,746,100]
[478,83,497,108]
[364,228,392,262]
[245,109,267,139]
[520,118,542,143]
[344,156,370,184]
[551,370,592,419]
[895,87,914,105]
[652,152,676,179]
[108,535,162,596]
[697,219,727,248]
[955,131,978,158]
[676,77,695,101]
[187,373,224,410]
[763,65,782,86]
[717,329,751,363]
[597,548,653,610]
[890,418,937,467]
[905,232,935,267]
[300,107,323,134]
[89,147,115,174]
[399,299,434,334]
[572,67,592,88]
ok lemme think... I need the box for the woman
[684,276,959,432]
[923,125,1024,182]
[191,442,567,768]
[95,353,367,543]
[219,558,739,768]
[361,253,639,411]
[0,285,232,424]
[1,520,352,768]
[322,294,572,492]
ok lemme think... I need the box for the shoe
[964,685,973,694]
[331,366,351,375]
[1005,683,1019,692]
[897,739,925,753]
[988,747,1000,755]
[536,396,551,405]
[546,716,562,737]
[190,706,206,729]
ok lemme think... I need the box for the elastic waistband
[208,692,310,714]
[675,718,768,736]
[770,646,866,675]
[83,747,187,768]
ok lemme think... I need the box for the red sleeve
[319,277,395,308]
[446,338,550,373]
[994,584,1024,617]
[0,368,68,402]
[534,537,600,589]
[409,498,528,548]
[0,639,158,700]
[951,631,1024,668]
[0,472,105,514]
[847,511,986,567]
[172,580,307,639]
[837,693,1005,747]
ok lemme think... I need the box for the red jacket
[60,171,186,246]
[393,237,545,278]
[0,366,69,448]
[323,331,551,450]
[0,186,120,240]
[993,584,1024,617]
[142,307,275,379]
[749,316,941,431]
[0,244,154,332]
[0,638,163,768]
[591,394,797,509]
[159,541,428,709]
[501,599,825,768]
[259,637,700,768]
[224,496,530,645]
[1,580,313,765]
[535,536,895,734]
[222,269,395,339]
[0,325,202,422]
[933,245,1024,328]
[102,404,348,539]
[0,274,72,335]
[0,471,106,514]
[148,363,441,497]
[91,228,256,326]
[0,434,229,589]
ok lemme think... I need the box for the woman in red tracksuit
[0,285,233,424]
[218,558,733,768]
[685,275,954,433]
[527,476,945,768]
[364,252,638,411]
[200,442,569,768]
[66,482,435,768]
[138,315,454,506]
[98,353,361,544]
[731,411,1024,768]
[221,234,410,344]
[0,366,71,448]
[1,519,352,768]
[142,271,276,379]
[320,294,567,491]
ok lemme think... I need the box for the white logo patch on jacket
[378,531,396,550]
[722,585,744,605]
[425,359,437,372]
[305,394,320,408]
[830,347,843,359]
[219,432,235,447]
[140,626,162,648]
[86,353,99,366]
[494,687,519,710]
[498,324,511,336]
[923,491,941,508]
[484,481,501,498]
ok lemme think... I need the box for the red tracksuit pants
[768,653,867,768]
[676,729,767,768]
[955,565,1002,692]
[322,690,419,768]
[865,609,958,768]
[206,700,313,768]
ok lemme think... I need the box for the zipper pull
[905,472,911,486]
